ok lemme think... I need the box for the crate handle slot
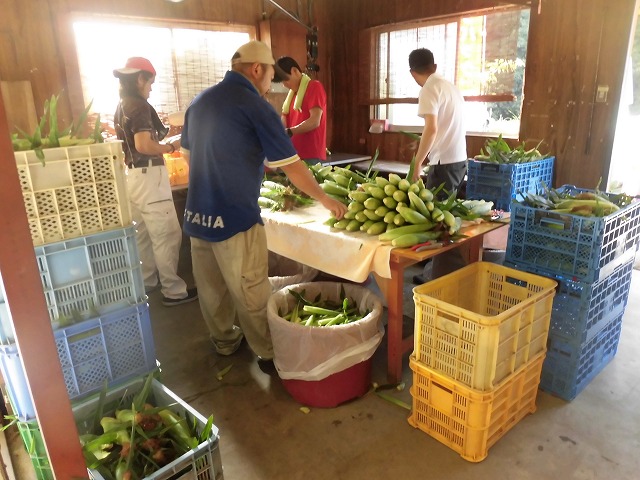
[478,162,500,173]
[435,311,460,336]
[67,327,101,343]
[536,212,571,230]
[165,464,194,480]
[505,275,528,289]
[431,380,453,395]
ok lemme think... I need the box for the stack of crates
[0,142,223,479]
[504,185,640,400]
[408,262,557,462]
[466,156,555,212]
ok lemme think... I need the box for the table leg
[467,235,484,263]
[386,261,405,384]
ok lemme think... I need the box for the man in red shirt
[274,57,327,164]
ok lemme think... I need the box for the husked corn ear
[384,183,398,196]
[363,209,383,221]
[391,231,442,248]
[367,221,387,235]
[349,191,370,203]
[333,219,350,229]
[393,214,406,226]
[383,211,397,224]
[397,206,430,224]
[321,181,349,197]
[367,186,386,200]
[364,197,382,210]
[346,220,362,232]
[392,190,408,203]
[442,210,456,228]
[374,205,390,217]
[348,201,365,212]
[419,188,434,203]
[360,219,375,232]
[383,196,398,209]
[397,179,411,192]
[378,223,434,242]
[408,191,430,218]
[388,173,402,185]
[431,207,445,223]
[375,176,390,187]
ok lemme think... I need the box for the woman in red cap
[113,57,198,306]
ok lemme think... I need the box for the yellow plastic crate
[408,352,544,462]
[413,262,556,391]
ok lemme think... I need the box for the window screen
[72,18,252,120]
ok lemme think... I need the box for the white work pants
[126,165,187,299]
[190,224,273,359]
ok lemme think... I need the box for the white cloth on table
[261,203,394,283]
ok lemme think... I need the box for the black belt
[128,158,165,169]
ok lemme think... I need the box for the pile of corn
[312,162,485,248]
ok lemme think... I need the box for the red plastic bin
[281,359,372,408]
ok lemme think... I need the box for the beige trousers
[126,165,188,299]
[190,224,273,359]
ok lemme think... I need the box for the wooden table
[261,205,508,383]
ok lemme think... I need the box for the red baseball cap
[113,57,156,77]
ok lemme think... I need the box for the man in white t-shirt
[409,48,467,197]
[409,48,469,284]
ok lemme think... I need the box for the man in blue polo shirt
[181,41,346,365]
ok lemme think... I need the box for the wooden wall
[0,0,331,136]
[327,0,638,188]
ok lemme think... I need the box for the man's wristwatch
[286,128,293,137]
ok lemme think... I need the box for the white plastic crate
[0,302,157,420]
[0,225,145,343]
[72,376,224,480]
[14,141,132,246]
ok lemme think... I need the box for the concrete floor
[5,244,640,479]
[143,250,640,480]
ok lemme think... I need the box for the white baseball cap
[231,41,276,65]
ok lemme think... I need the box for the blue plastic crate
[466,156,554,211]
[0,225,145,343]
[539,310,623,401]
[505,186,640,282]
[0,302,156,420]
[506,252,635,344]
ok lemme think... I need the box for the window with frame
[71,16,253,125]
[370,7,530,137]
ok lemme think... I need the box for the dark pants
[419,160,468,282]
[425,161,467,199]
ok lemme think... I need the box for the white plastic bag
[267,282,384,381]
[268,251,318,292]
